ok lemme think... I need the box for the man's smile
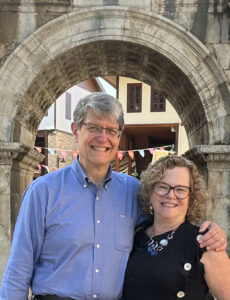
[91,146,110,152]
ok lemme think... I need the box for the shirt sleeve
[134,180,151,226]
[0,180,47,300]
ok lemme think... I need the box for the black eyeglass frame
[153,182,191,199]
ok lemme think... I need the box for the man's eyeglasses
[154,182,191,199]
[83,122,121,138]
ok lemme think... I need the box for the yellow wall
[178,124,189,155]
[118,77,189,155]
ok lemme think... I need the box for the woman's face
[150,167,190,225]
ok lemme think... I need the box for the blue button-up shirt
[0,158,142,300]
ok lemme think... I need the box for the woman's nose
[167,188,176,198]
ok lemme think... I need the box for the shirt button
[177,291,185,298]
[93,295,97,298]
[96,244,100,248]
[96,220,100,224]
[95,269,99,273]
[83,184,87,188]
[96,197,99,200]
[184,263,192,271]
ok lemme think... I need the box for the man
[0,93,226,300]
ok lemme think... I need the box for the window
[127,83,142,112]
[151,88,166,112]
[65,92,71,120]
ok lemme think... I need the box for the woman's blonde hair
[139,155,208,224]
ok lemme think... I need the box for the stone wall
[1,1,230,82]
[0,143,43,280]
[48,130,77,169]
[185,145,230,252]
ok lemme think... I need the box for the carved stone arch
[0,7,229,147]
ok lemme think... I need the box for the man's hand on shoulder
[198,221,227,251]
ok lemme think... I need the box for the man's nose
[97,128,108,140]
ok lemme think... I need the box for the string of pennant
[35,145,175,173]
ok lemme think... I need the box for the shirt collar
[72,156,112,188]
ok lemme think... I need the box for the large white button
[184,263,192,271]
[95,269,99,273]
[93,295,97,298]
[96,244,100,248]
[196,234,203,241]
[97,220,100,224]
[177,291,185,298]
[96,196,99,200]
[83,184,87,188]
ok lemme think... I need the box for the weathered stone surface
[213,44,230,70]
[0,143,44,279]
[1,7,229,145]
[185,145,230,251]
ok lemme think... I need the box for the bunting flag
[35,146,42,153]
[52,167,58,171]
[128,150,134,159]
[60,150,67,158]
[41,165,50,173]
[139,150,145,157]
[48,148,55,156]
[34,144,174,172]
[72,150,78,159]
[117,151,124,160]
[152,149,169,163]
[35,144,173,156]
[149,148,155,155]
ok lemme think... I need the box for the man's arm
[198,221,227,251]
[0,182,46,299]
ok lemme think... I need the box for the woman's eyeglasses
[154,182,191,199]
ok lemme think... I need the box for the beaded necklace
[147,229,176,256]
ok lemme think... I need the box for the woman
[123,155,230,300]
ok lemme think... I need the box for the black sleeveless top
[123,221,212,300]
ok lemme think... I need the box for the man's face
[71,109,120,173]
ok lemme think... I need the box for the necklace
[147,229,176,256]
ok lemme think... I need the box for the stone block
[213,44,230,70]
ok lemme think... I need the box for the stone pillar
[0,142,44,281]
[185,145,230,251]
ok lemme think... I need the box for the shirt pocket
[114,215,135,251]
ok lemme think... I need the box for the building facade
[117,76,189,176]
[34,79,104,177]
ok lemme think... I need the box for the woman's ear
[71,122,78,143]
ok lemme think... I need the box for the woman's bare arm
[201,250,230,300]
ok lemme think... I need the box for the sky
[98,77,116,97]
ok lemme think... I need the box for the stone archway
[1,6,230,276]
[1,7,230,147]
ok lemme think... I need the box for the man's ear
[71,122,79,143]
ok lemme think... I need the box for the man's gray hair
[73,92,124,131]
